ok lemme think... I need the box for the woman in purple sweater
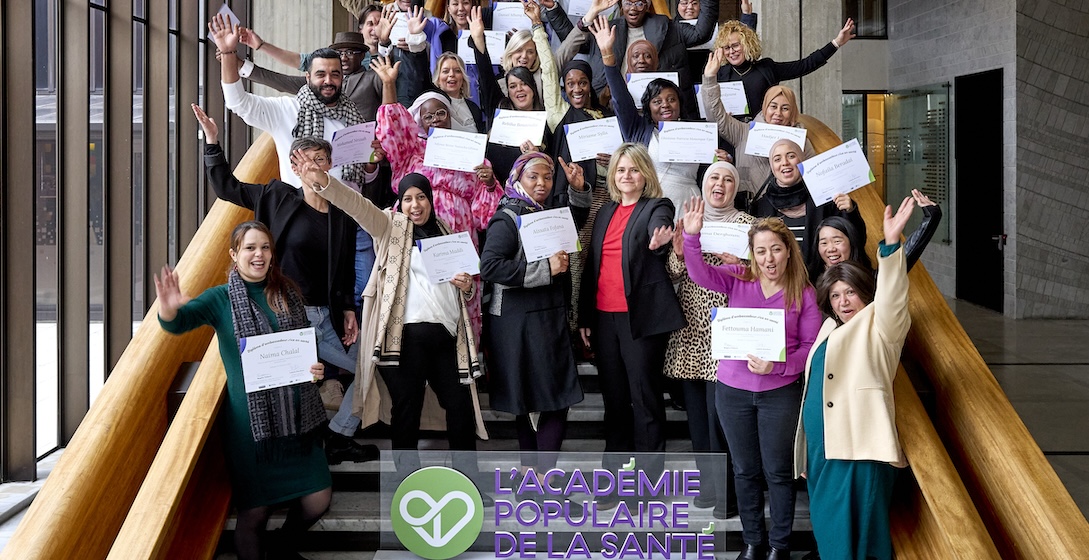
[681,201,822,560]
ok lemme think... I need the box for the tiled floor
[2,301,1088,553]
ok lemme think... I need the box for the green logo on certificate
[391,466,484,559]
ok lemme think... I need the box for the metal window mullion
[144,0,169,312]
[177,0,202,248]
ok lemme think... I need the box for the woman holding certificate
[680,209,822,560]
[794,197,916,560]
[750,139,865,263]
[156,221,330,560]
[294,153,489,485]
[664,162,754,519]
[590,17,705,220]
[578,142,685,484]
[480,151,589,479]
[468,6,551,185]
[701,48,816,194]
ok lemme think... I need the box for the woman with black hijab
[293,152,489,479]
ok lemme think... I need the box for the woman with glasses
[709,17,857,122]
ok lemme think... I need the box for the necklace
[733,64,752,77]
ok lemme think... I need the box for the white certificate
[710,308,786,362]
[457,30,506,65]
[330,122,377,167]
[423,128,488,172]
[698,222,751,259]
[625,72,679,103]
[209,4,242,41]
[490,1,533,32]
[695,82,749,118]
[417,231,480,283]
[489,109,548,147]
[563,0,594,17]
[797,138,875,206]
[389,12,411,43]
[563,116,624,162]
[518,207,580,262]
[239,328,318,393]
[656,121,718,164]
[743,122,809,158]
[682,20,719,51]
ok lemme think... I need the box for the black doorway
[955,69,1005,313]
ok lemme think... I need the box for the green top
[159,280,331,509]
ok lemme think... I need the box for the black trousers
[594,312,668,473]
[378,322,476,455]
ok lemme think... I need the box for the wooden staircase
[4,121,1089,559]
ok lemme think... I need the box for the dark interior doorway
[955,69,1005,313]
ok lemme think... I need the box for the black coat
[204,143,358,338]
[579,197,686,339]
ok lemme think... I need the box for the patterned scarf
[293,83,367,186]
[503,152,554,211]
[227,268,326,459]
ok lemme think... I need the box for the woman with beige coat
[793,196,917,560]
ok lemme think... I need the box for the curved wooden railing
[4,116,1087,559]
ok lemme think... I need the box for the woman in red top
[578,143,686,487]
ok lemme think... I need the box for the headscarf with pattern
[503,151,555,210]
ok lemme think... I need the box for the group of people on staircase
[154,0,944,558]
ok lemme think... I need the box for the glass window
[133,21,146,328]
[89,5,107,404]
[845,0,887,38]
[885,85,951,243]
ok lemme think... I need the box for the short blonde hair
[432,52,471,99]
[606,143,663,202]
[714,20,762,62]
[501,30,540,73]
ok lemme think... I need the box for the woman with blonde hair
[680,209,822,560]
[709,17,856,121]
[578,142,685,485]
[432,51,486,132]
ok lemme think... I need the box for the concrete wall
[886,0,1017,309]
[250,0,345,98]
[841,40,888,92]
[1013,0,1089,318]
[758,0,844,135]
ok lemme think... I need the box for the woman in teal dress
[156,221,331,560]
[793,197,917,560]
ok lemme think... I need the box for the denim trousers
[305,305,361,437]
[355,227,376,313]
[715,379,803,549]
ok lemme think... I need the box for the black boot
[766,546,790,560]
[736,543,765,560]
[324,430,379,464]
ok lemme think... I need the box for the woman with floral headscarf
[480,152,590,479]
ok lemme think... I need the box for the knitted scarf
[227,268,326,460]
[293,83,367,186]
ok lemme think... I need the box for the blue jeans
[716,380,802,549]
[305,306,361,437]
[355,227,376,313]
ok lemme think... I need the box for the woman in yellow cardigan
[793,195,916,560]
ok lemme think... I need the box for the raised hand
[835,18,856,47]
[588,15,616,58]
[682,197,704,235]
[191,104,219,145]
[648,224,674,251]
[833,192,855,212]
[741,0,752,14]
[671,218,684,256]
[378,4,397,44]
[153,264,190,322]
[911,188,937,207]
[406,5,427,35]
[883,195,916,246]
[704,47,726,78]
[557,156,586,191]
[370,56,400,84]
[468,6,487,48]
[548,251,569,276]
[208,13,241,53]
[523,0,543,26]
[292,148,329,188]
[237,26,264,51]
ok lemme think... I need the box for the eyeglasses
[311,156,330,166]
[724,41,744,53]
[421,109,449,123]
[622,0,648,8]
[677,0,699,6]
[336,48,364,56]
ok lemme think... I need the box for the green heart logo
[391,466,484,559]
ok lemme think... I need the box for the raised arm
[541,0,576,42]
[768,19,854,83]
[591,17,649,142]
[702,51,748,145]
[192,104,267,209]
[468,6,504,118]
[243,62,308,95]
[673,0,718,46]
[295,149,393,240]
[238,27,303,70]
[873,196,914,346]
[680,198,741,294]
[903,189,942,271]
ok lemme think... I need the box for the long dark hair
[640,78,680,125]
[815,261,876,325]
[808,216,873,282]
[500,66,544,111]
[228,220,301,314]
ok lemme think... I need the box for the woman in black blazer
[578,143,686,483]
